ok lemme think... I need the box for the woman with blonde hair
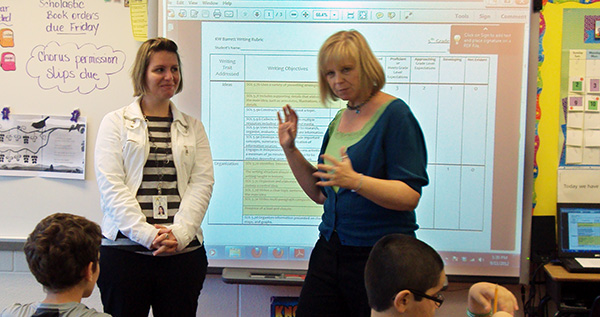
[278,30,428,316]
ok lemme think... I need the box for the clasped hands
[151,224,178,256]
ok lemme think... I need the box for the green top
[324,100,393,192]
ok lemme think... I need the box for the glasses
[405,289,445,308]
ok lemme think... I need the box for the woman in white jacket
[94,37,214,317]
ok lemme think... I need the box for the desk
[544,263,600,316]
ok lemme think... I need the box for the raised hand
[277,104,298,152]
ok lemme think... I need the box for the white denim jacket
[95,98,214,251]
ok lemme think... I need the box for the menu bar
[166,7,529,23]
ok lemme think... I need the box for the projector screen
[160,0,533,279]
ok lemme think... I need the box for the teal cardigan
[317,99,429,247]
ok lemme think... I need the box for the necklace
[346,93,374,114]
[144,115,172,195]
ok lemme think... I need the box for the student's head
[317,30,385,104]
[365,234,446,317]
[24,213,102,296]
[131,37,183,97]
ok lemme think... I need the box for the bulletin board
[560,8,600,165]
[536,0,600,213]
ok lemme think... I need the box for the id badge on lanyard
[153,195,168,219]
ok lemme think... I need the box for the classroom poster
[129,0,148,41]
[270,297,298,317]
[0,113,86,179]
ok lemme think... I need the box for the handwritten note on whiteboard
[26,42,126,94]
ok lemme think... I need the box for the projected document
[202,22,496,236]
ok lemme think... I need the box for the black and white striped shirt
[136,116,181,224]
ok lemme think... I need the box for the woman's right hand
[277,104,298,152]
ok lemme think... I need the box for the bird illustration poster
[0,113,86,179]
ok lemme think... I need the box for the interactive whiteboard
[160,0,535,280]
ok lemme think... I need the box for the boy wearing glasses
[364,234,518,317]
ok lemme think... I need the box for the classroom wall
[534,1,568,216]
[0,0,138,237]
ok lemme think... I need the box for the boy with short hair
[1,213,110,317]
[364,234,518,317]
